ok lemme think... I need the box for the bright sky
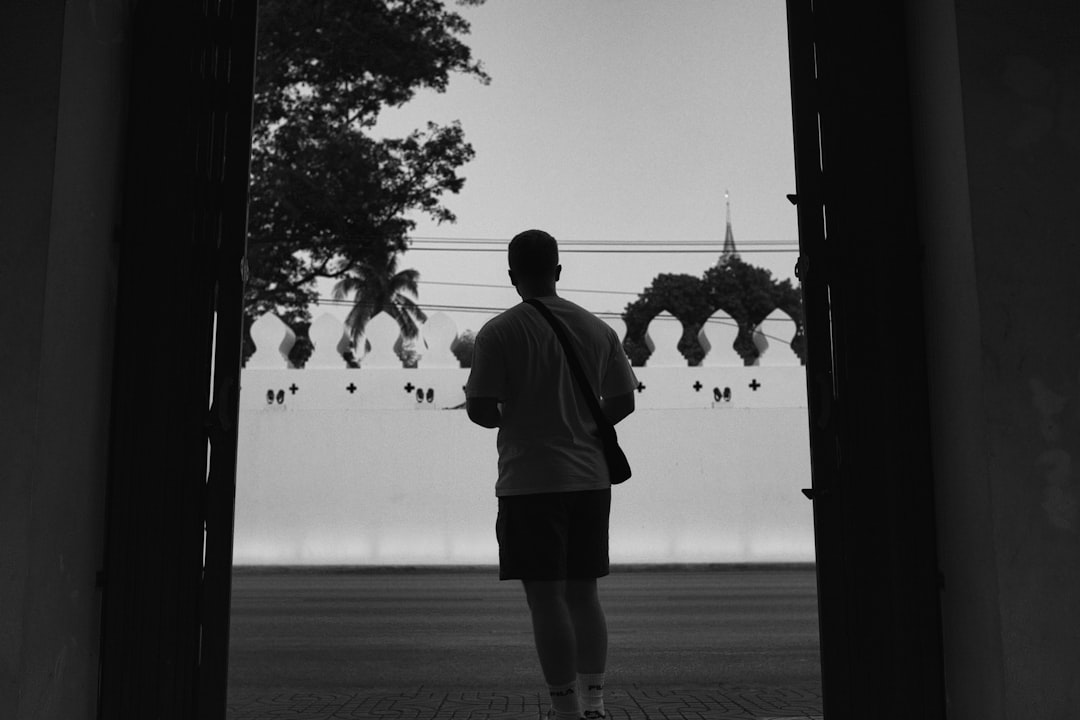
[316,0,797,334]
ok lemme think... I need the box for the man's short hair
[508,229,559,276]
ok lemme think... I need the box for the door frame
[97,1,257,718]
[99,2,948,717]
[786,1,947,717]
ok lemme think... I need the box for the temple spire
[718,189,739,266]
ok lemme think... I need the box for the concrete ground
[227,566,823,719]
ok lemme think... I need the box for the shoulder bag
[525,298,632,484]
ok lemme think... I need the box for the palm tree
[332,253,428,350]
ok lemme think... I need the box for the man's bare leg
[566,579,607,717]
[523,580,580,718]
[565,579,607,673]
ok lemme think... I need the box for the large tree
[623,257,804,366]
[245,0,489,364]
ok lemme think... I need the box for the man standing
[466,230,638,720]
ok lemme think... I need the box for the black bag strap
[524,298,612,432]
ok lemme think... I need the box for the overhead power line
[311,296,800,344]
[251,234,800,252]
[419,280,640,296]
[405,235,798,254]
[312,296,797,331]
[406,246,797,254]
[407,235,797,246]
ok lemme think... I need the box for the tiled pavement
[227,684,823,719]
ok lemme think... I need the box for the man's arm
[600,390,635,425]
[466,397,501,429]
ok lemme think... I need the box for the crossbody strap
[524,298,611,431]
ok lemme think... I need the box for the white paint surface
[235,369,814,565]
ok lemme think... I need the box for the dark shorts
[496,488,611,581]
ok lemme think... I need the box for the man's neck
[519,287,558,300]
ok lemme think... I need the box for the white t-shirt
[466,295,639,496]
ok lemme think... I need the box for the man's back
[466,295,637,496]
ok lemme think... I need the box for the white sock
[548,681,580,720]
[579,672,606,717]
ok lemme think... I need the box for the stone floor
[227,684,824,719]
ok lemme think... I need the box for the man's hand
[466,397,501,428]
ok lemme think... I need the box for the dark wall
[953,0,1080,715]
[906,0,1009,717]
[909,0,1080,717]
[0,1,130,717]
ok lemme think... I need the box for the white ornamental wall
[234,310,813,564]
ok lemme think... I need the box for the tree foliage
[623,258,805,366]
[450,329,476,368]
[244,0,489,365]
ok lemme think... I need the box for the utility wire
[408,235,798,246]
[312,297,798,335]
[252,234,799,252]
[315,297,799,344]
[419,280,640,296]
[406,246,797,254]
